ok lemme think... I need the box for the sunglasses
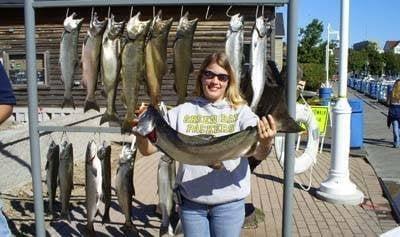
[202,70,229,82]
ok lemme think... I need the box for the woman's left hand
[257,115,277,148]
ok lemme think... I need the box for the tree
[383,52,400,76]
[298,19,324,64]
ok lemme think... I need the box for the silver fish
[59,140,74,221]
[45,141,59,216]
[225,13,244,86]
[158,155,176,236]
[100,14,125,125]
[81,12,107,112]
[59,12,84,109]
[133,106,258,168]
[145,10,173,106]
[249,16,267,110]
[172,12,198,105]
[120,12,151,133]
[98,140,112,223]
[85,140,102,235]
[115,144,137,233]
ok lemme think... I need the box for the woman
[136,52,276,237]
[387,79,400,148]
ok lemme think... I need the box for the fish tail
[102,210,110,223]
[100,112,120,125]
[59,211,71,222]
[84,100,100,113]
[86,223,96,237]
[61,97,76,110]
[280,116,304,133]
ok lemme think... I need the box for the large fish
[145,10,173,106]
[249,16,267,111]
[133,106,259,168]
[158,155,176,236]
[81,12,107,112]
[85,140,102,236]
[115,144,137,232]
[59,140,74,221]
[98,140,112,223]
[255,60,303,133]
[225,13,244,86]
[45,141,59,216]
[120,12,151,133]
[172,12,198,105]
[59,12,84,109]
[100,14,125,125]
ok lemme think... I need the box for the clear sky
[277,0,400,49]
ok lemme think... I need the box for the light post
[365,60,369,76]
[324,23,339,88]
[382,62,386,77]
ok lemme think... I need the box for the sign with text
[310,106,330,135]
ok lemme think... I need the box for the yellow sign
[310,106,330,135]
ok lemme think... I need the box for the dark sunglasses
[202,70,229,82]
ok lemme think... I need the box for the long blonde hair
[193,52,246,108]
[390,79,400,104]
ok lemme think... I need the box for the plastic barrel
[348,99,364,148]
[319,87,332,106]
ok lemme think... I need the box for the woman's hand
[254,115,277,160]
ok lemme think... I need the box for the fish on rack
[45,141,59,216]
[249,15,267,111]
[59,12,84,109]
[225,13,244,87]
[145,10,173,107]
[81,12,107,113]
[98,140,112,223]
[58,140,74,221]
[172,12,198,105]
[85,140,102,236]
[100,14,125,125]
[120,12,151,133]
[115,144,137,233]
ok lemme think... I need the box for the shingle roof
[275,12,284,37]
[384,40,400,50]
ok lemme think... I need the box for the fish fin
[208,162,224,170]
[100,112,120,125]
[102,211,110,224]
[84,100,100,113]
[61,97,76,110]
[248,156,262,173]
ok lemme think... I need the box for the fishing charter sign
[310,106,330,135]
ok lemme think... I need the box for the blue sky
[277,0,400,49]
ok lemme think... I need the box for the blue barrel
[348,99,364,148]
[319,87,332,106]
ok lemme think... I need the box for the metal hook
[90,7,94,23]
[153,5,156,18]
[180,5,184,18]
[66,8,69,18]
[262,5,264,18]
[107,6,111,19]
[255,5,259,20]
[205,6,211,20]
[130,6,134,18]
[225,6,233,18]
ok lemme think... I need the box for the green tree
[298,19,324,63]
[349,49,367,73]
[348,41,383,76]
[383,52,400,76]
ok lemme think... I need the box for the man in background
[0,61,16,236]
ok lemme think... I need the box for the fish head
[120,144,134,162]
[255,16,267,37]
[89,12,107,37]
[229,13,243,32]
[64,12,84,32]
[176,12,198,36]
[126,12,151,39]
[132,106,158,140]
[107,14,125,40]
[86,140,97,162]
[152,17,173,36]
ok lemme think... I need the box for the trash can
[319,87,332,106]
[348,99,363,148]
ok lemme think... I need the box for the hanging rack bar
[32,0,288,8]
[38,125,123,133]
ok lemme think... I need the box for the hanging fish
[59,12,84,109]
[225,13,244,87]
[58,140,74,221]
[172,12,198,105]
[45,141,59,216]
[145,10,173,107]
[81,12,107,112]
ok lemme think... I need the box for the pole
[283,0,297,236]
[24,0,45,236]
[316,0,364,205]
[325,24,330,87]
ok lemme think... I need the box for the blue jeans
[393,120,400,148]
[179,197,245,237]
[0,202,11,237]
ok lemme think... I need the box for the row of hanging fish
[59,10,197,133]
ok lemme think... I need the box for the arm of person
[0,104,13,124]
[252,114,276,160]
[135,134,158,156]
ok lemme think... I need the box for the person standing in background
[387,79,400,148]
[0,61,16,236]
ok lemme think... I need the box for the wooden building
[0,1,285,122]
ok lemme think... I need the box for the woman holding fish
[135,52,276,237]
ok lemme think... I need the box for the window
[2,51,50,88]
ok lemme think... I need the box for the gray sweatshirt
[166,97,258,205]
